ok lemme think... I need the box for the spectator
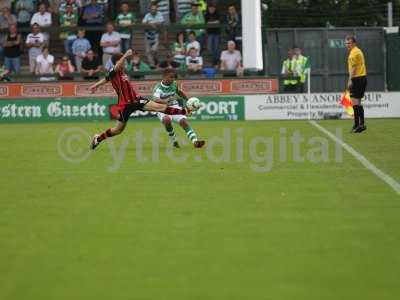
[126,51,151,73]
[81,0,105,54]
[293,46,309,93]
[4,24,22,74]
[81,0,105,26]
[48,0,63,14]
[225,5,241,47]
[25,23,45,73]
[0,1,11,11]
[55,55,75,80]
[281,48,298,92]
[0,7,17,60]
[185,47,202,73]
[205,3,221,66]
[155,0,170,24]
[59,4,78,59]
[35,46,55,80]
[100,22,121,67]
[30,3,51,44]
[142,3,164,68]
[72,29,91,72]
[59,0,79,15]
[15,0,35,28]
[81,49,101,79]
[174,0,192,21]
[180,2,205,44]
[158,53,180,70]
[186,31,200,54]
[30,3,51,27]
[171,31,186,65]
[220,40,243,76]
[115,2,136,53]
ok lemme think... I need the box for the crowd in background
[0,0,244,81]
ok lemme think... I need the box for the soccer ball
[186,97,201,111]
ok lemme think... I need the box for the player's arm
[90,78,107,93]
[114,49,133,72]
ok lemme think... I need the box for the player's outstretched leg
[179,119,205,148]
[91,121,126,150]
[162,116,179,148]
[144,101,190,115]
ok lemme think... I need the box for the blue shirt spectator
[81,0,104,25]
[72,29,91,72]
[15,0,35,26]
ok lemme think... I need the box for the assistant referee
[345,35,367,133]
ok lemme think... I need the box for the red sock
[98,129,113,142]
[165,107,186,115]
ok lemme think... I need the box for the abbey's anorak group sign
[245,92,400,120]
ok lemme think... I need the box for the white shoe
[90,134,101,150]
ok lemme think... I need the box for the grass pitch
[1,119,399,300]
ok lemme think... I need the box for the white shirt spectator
[220,49,242,70]
[100,31,121,54]
[36,53,54,74]
[186,55,203,66]
[30,11,52,27]
[186,40,200,53]
[26,32,44,56]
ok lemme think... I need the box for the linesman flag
[340,90,354,116]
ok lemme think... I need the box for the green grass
[1,119,399,300]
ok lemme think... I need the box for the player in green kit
[153,69,205,148]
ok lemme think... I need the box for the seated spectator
[126,51,151,73]
[30,3,51,44]
[81,0,105,54]
[72,29,91,72]
[4,24,22,74]
[158,53,180,70]
[0,64,11,81]
[15,0,35,28]
[180,2,205,44]
[186,31,200,54]
[59,4,78,59]
[171,31,186,65]
[205,3,221,66]
[225,5,241,47]
[26,23,45,73]
[185,47,203,73]
[220,40,243,76]
[115,2,136,53]
[0,7,17,60]
[35,46,55,80]
[55,55,75,80]
[81,49,101,80]
[100,22,121,67]
[142,3,164,68]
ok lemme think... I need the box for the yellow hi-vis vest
[283,59,298,85]
[296,55,309,83]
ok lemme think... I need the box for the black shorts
[350,76,367,99]
[117,97,150,123]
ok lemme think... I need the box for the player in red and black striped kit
[90,49,193,149]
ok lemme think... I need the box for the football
[186,97,201,111]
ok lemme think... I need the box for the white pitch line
[309,120,400,195]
